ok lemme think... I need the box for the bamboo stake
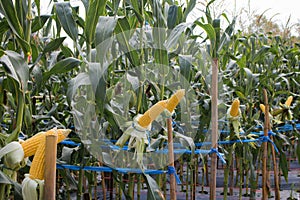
[262,89,269,200]
[167,118,177,200]
[44,134,58,200]
[210,58,218,200]
[268,115,280,199]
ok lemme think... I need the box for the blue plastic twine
[167,166,182,185]
[209,148,226,164]
[260,135,279,153]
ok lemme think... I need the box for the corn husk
[0,141,26,170]
[116,114,150,167]
[22,174,44,200]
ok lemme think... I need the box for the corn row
[229,99,240,117]
[285,96,293,107]
[21,129,71,157]
[137,100,167,128]
[166,89,185,112]
[29,129,56,180]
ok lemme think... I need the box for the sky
[231,0,300,24]
[40,0,300,37]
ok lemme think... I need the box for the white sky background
[188,0,300,34]
[229,0,300,26]
[41,0,300,37]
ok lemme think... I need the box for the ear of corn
[21,132,45,158]
[28,129,55,180]
[21,129,71,157]
[230,99,240,117]
[137,100,167,128]
[166,89,185,112]
[285,96,293,107]
[28,129,70,180]
[260,104,265,113]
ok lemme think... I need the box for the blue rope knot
[209,148,226,164]
[260,135,279,153]
[268,130,276,137]
[167,166,182,185]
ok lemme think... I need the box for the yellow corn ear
[230,99,240,117]
[166,89,185,112]
[21,129,71,157]
[285,96,293,107]
[29,129,56,180]
[21,132,45,158]
[138,100,167,128]
[260,104,265,113]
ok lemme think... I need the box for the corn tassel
[21,129,71,157]
[285,96,293,107]
[229,99,240,117]
[137,100,167,128]
[166,89,185,112]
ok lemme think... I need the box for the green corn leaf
[115,17,140,67]
[182,0,196,21]
[0,0,24,38]
[179,54,192,82]
[43,37,66,54]
[95,16,118,46]
[0,50,29,91]
[144,174,165,200]
[31,15,51,33]
[85,0,107,44]
[88,63,107,114]
[55,2,78,41]
[67,73,91,105]
[43,57,81,81]
[129,0,144,23]
[167,5,178,29]
[279,151,288,182]
[165,22,192,51]
[251,45,271,63]
[0,0,30,53]
[194,21,216,56]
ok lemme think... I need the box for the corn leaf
[182,0,196,21]
[85,0,107,44]
[67,73,91,105]
[55,2,78,41]
[43,57,81,81]
[0,50,29,91]
[194,21,216,56]
[31,15,51,33]
[167,5,178,29]
[143,174,165,200]
[43,37,66,54]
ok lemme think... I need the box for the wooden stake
[262,89,269,200]
[167,118,177,200]
[44,134,58,200]
[210,58,218,200]
[267,103,280,199]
